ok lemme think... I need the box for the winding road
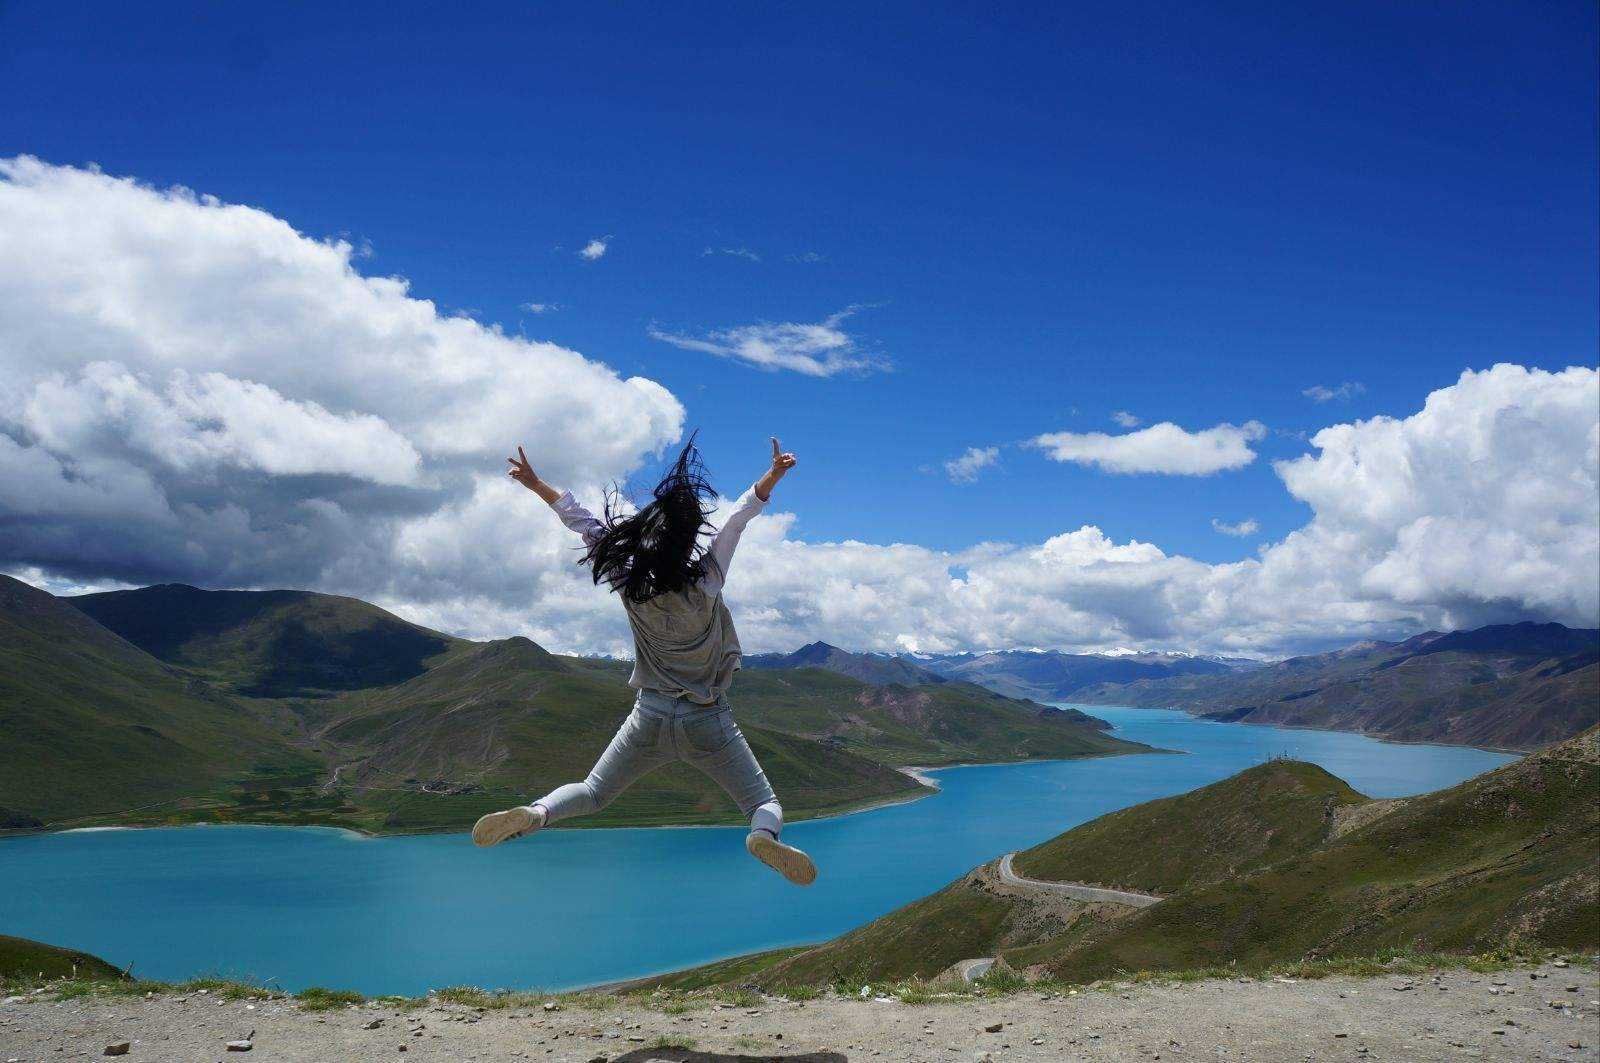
[996,851,1165,908]
[955,853,1164,982]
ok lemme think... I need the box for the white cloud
[649,307,888,377]
[4,161,1595,660]
[0,156,680,604]
[1111,410,1141,428]
[1029,421,1267,475]
[579,237,609,261]
[1211,517,1260,537]
[786,252,825,264]
[702,247,761,262]
[943,446,1000,484]
[709,365,1597,657]
[521,302,558,314]
[1303,381,1366,403]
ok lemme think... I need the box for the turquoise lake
[0,706,1513,995]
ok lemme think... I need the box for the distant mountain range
[746,641,1259,700]
[648,725,1600,989]
[0,577,1152,833]
[1072,622,1599,751]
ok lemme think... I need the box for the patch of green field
[0,935,125,984]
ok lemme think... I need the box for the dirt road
[1,961,1592,1062]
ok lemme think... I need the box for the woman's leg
[681,707,816,886]
[473,704,667,847]
[533,705,670,823]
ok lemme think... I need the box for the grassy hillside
[0,935,124,983]
[649,731,1597,989]
[733,668,1153,765]
[1030,729,1597,980]
[310,637,929,831]
[1013,760,1366,893]
[71,584,466,697]
[1075,622,1599,751]
[0,575,323,824]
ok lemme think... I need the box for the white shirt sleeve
[700,484,767,596]
[551,491,606,549]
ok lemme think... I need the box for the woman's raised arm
[508,445,604,546]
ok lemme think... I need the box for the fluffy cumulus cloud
[0,157,680,631]
[1110,410,1141,428]
[579,237,610,261]
[4,159,1595,659]
[1029,421,1267,475]
[721,365,1596,655]
[943,446,1000,484]
[649,307,887,377]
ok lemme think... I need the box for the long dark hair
[585,435,716,603]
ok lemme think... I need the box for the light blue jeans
[533,690,783,836]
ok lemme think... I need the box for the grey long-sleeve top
[551,485,767,704]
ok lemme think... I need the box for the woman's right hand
[508,446,565,504]
[507,446,542,491]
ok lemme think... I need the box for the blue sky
[1,2,1596,654]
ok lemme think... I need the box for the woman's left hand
[770,436,797,475]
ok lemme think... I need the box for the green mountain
[0,574,321,824]
[4,578,1150,832]
[732,667,1150,766]
[71,583,466,697]
[1074,622,1599,751]
[312,637,928,832]
[649,730,1597,989]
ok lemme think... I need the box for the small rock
[1554,959,1569,968]
[973,1053,993,1063]
[363,1019,384,1029]
[542,1001,559,1012]
[985,1022,1003,1033]
[103,1045,131,1057]
[397,1045,406,1053]
[225,1039,253,1051]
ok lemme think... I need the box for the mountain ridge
[1073,620,1599,751]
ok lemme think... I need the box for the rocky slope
[1,961,1593,1062]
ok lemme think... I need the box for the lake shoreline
[2,711,1514,997]
[1059,701,1537,756]
[6,747,1176,842]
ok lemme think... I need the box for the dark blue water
[1,707,1512,995]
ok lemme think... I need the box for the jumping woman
[470,436,818,886]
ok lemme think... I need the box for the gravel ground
[1,962,1594,1062]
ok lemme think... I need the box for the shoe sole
[472,807,534,848]
[746,832,818,886]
